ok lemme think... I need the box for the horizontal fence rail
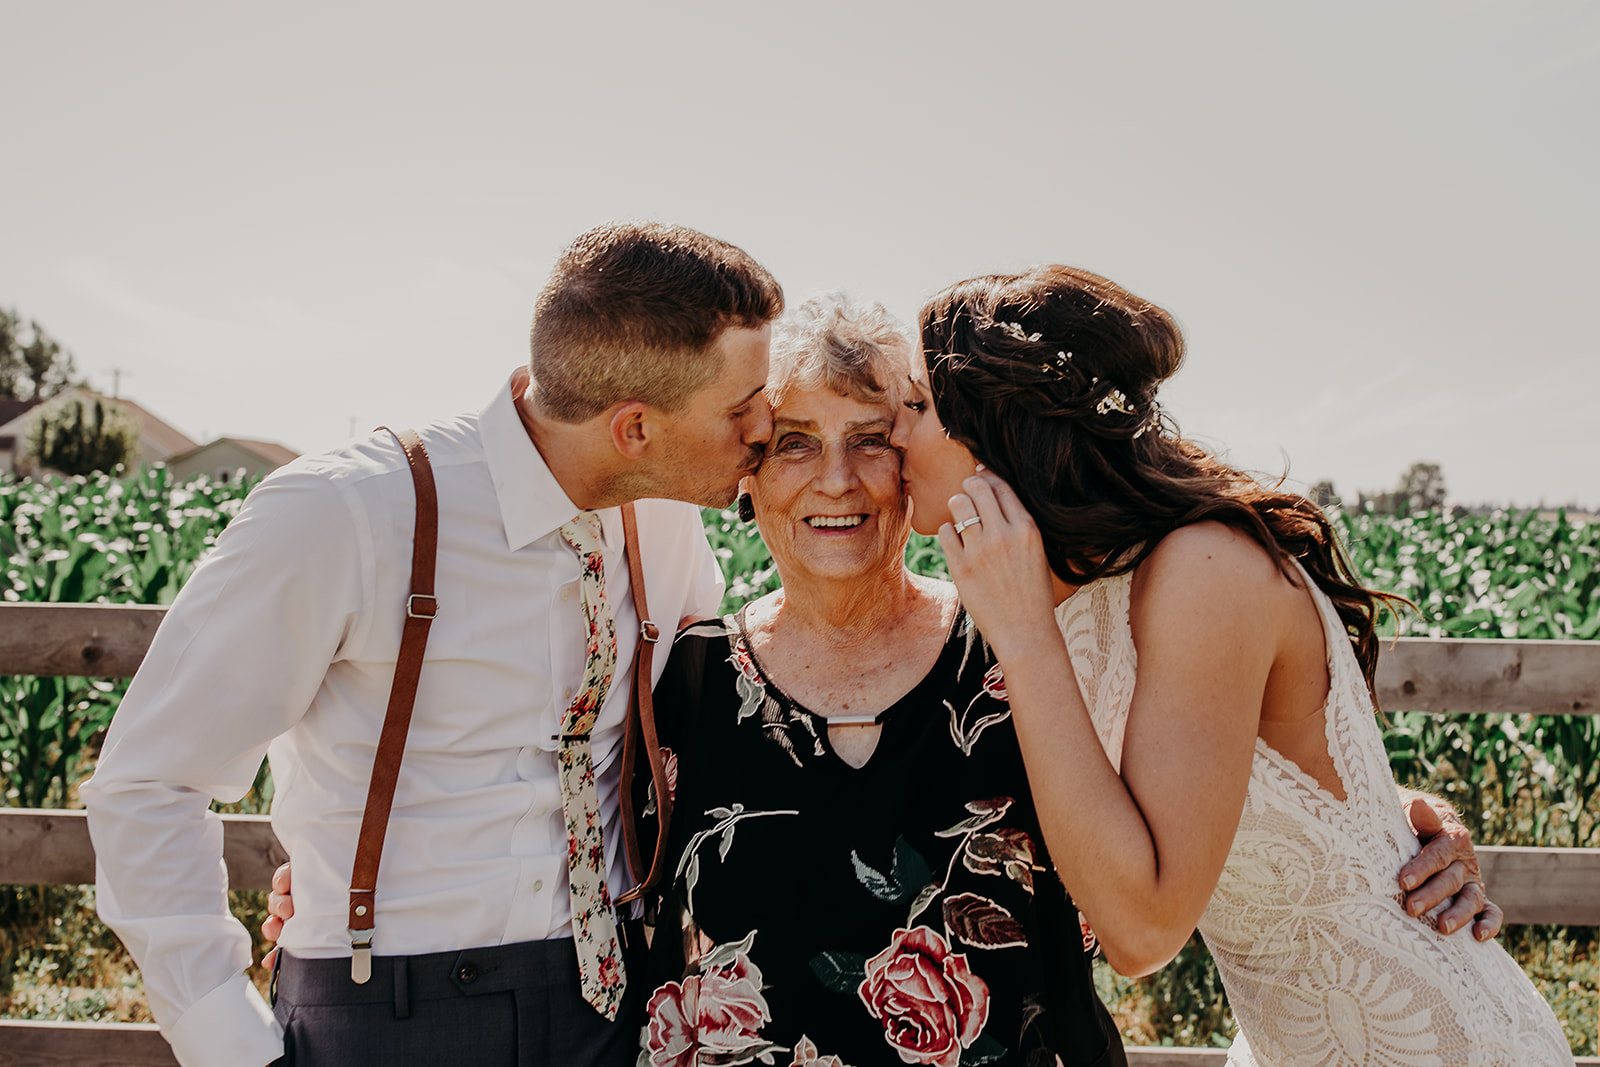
[0,809,286,890]
[0,602,167,679]
[0,809,1594,923]
[1375,636,1599,716]
[2,603,1595,1065]
[2,601,1597,715]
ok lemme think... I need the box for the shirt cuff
[166,973,284,1067]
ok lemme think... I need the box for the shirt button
[561,588,571,601]
[533,879,544,893]
[563,687,573,701]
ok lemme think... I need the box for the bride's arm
[943,475,1278,976]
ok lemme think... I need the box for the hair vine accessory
[1133,402,1160,439]
[1095,387,1134,417]
[991,319,1156,435]
[1037,350,1074,377]
[996,321,1041,343]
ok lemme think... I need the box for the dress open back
[1055,563,1569,1066]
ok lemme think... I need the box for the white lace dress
[1055,565,1571,1067]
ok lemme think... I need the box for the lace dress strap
[1053,572,1137,771]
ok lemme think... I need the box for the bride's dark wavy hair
[921,264,1402,696]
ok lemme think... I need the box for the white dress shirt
[80,374,725,1067]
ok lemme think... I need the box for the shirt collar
[481,368,616,552]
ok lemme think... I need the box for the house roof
[110,396,198,456]
[226,437,300,467]
[0,398,42,434]
[169,436,301,468]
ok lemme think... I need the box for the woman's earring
[737,492,755,523]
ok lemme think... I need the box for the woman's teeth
[806,515,865,529]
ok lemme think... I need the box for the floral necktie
[557,511,626,1019]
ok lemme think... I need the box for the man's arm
[82,467,366,1067]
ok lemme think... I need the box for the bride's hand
[941,471,1059,657]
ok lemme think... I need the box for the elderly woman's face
[749,385,909,584]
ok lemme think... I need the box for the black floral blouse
[633,609,1125,1067]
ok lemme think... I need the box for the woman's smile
[804,513,868,530]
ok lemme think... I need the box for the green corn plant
[1,468,255,808]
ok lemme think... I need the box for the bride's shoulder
[1134,522,1291,607]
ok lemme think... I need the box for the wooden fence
[1,601,1596,1066]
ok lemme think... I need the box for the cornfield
[0,468,247,807]
[1,470,1596,1052]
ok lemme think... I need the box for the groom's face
[650,323,774,508]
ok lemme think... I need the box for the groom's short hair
[528,222,784,422]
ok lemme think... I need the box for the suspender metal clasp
[349,927,374,984]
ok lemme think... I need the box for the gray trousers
[271,933,645,1066]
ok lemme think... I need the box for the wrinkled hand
[1400,796,1501,941]
[940,472,1059,657]
[260,861,294,970]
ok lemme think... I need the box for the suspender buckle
[407,594,439,619]
[349,929,374,984]
[639,619,660,643]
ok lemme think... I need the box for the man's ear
[607,401,653,460]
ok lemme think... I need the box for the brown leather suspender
[615,503,668,906]
[344,425,666,981]
[347,428,439,983]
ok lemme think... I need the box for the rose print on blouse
[857,926,992,1067]
[641,931,787,1067]
[810,799,1039,1064]
[947,664,1011,756]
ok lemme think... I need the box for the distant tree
[0,308,79,401]
[1395,462,1447,511]
[28,396,138,476]
[1358,462,1447,515]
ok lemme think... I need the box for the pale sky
[5,0,1596,506]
